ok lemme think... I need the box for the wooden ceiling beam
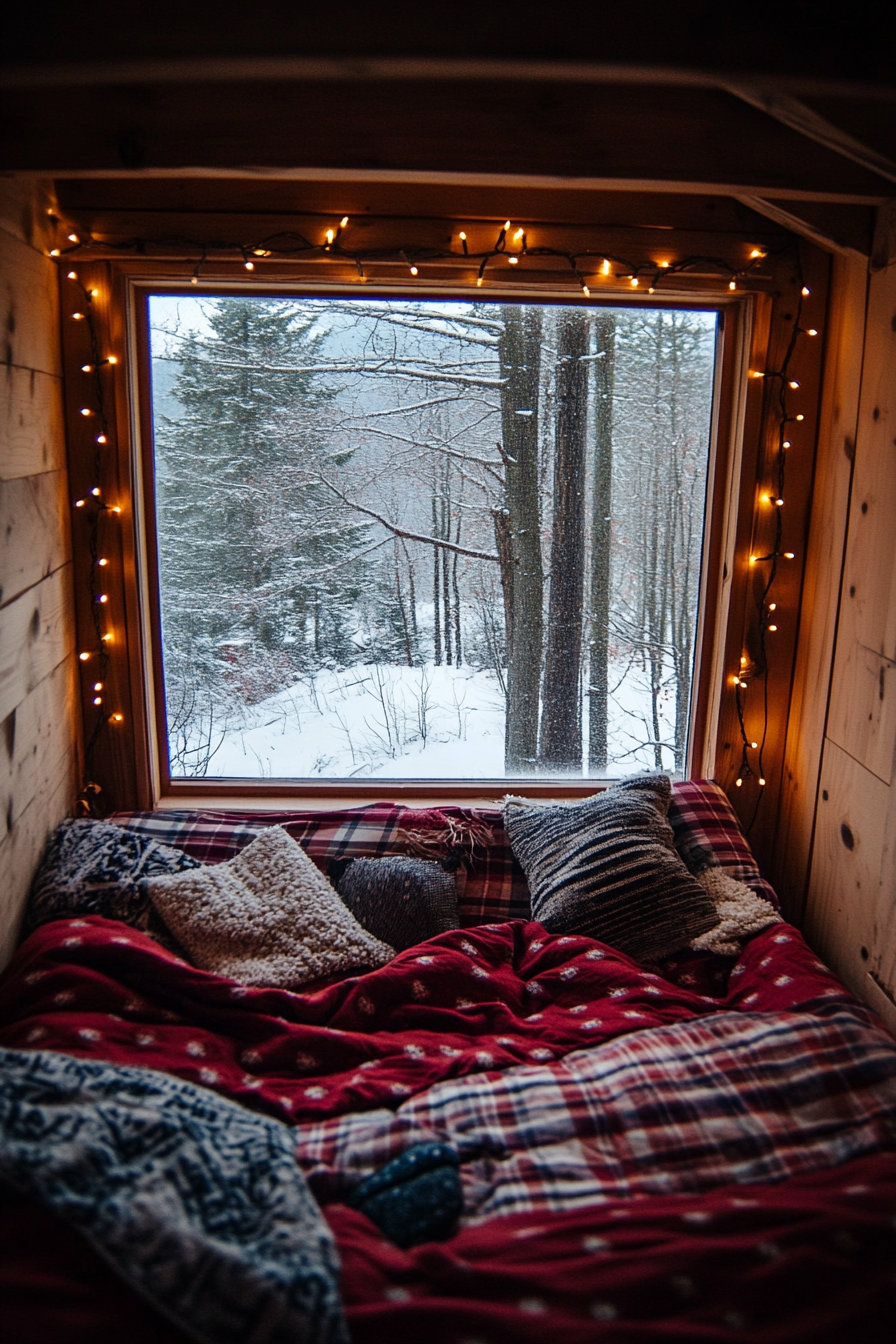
[723,84,896,187]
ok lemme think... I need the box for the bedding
[503,773,719,960]
[1,780,894,1343]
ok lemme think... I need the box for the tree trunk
[541,310,589,774]
[498,308,544,774]
[588,312,615,775]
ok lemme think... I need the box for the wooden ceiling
[3,8,894,261]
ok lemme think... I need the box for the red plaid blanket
[111,778,778,925]
[297,1008,896,1221]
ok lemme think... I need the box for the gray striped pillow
[503,774,719,963]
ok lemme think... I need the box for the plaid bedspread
[296,1007,896,1223]
[112,778,778,926]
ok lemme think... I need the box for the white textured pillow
[690,867,782,956]
[146,826,395,988]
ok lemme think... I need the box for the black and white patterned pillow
[27,819,202,933]
[334,856,458,951]
[503,774,719,963]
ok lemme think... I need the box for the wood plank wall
[0,177,80,968]
[799,258,896,1033]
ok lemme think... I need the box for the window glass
[147,295,718,781]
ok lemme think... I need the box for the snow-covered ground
[194,659,678,780]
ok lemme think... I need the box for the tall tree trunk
[499,308,544,774]
[588,312,615,775]
[541,310,589,774]
[431,495,442,665]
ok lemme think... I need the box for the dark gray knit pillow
[28,819,202,933]
[335,856,458,952]
[503,774,718,963]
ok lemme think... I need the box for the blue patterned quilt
[0,1048,347,1344]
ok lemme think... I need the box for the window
[144,291,719,786]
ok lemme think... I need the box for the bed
[2,779,896,1343]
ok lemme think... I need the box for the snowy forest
[148,295,717,780]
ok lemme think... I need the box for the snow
[199,657,678,781]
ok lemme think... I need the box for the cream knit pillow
[146,826,395,989]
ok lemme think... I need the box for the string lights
[732,259,817,823]
[49,210,790,814]
[50,217,777,298]
[62,267,125,814]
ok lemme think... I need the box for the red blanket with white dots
[2,913,896,1341]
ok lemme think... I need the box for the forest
[148,294,717,780]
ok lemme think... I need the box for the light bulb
[410,265,418,275]
[93,681,103,691]
[601,259,611,276]
[807,328,818,336]
[80,407,92,416]
[749,555,757,565]
[96,434,107,444]
[789,379,800,389]
[751,741,758,749]
[504,220,511,230]
[582,285,591,297]
[90,487,100,496]
[729,280,736,291]
[98,557,108,566]
[801,286,810,296]
[79,651,90,661]
[98,594,108,604]
[769,603,777,611]
[326,230,334,245]
[759,777,766,786]
[508,256,518,265]
[783,440,791,448]
[68,233,79,243]
[740,679,748,688]
[67,270,77,280]
[93,696,102,706]
[81,363,93,373]
[190,277,198,285]
[107,356,117,365]
[111,505,122,514]
[776,498,784,506]
[112,713,124,723]
[459,231,467,241]
[750,370,764,379]
[795,414,804,421]
[514,228,524,241]
[784,551,795,559]
[476,277,483,287]
[244,261,254,270]
[89,288,99,298]
[736,777,743,787]
[630,277,639,288]
[102,633,114,643]
[340,216,349,228]
[72,312,84,320]
[749,248,765,258]
[740,655,747,665]
[49,249,60,257]
[74,498,85,508]
[658,261,670,269]
[768,623,778,631]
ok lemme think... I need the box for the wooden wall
[794,256,896,1033]
[0,176,80,968]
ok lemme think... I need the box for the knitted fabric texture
[147,827,395,989]
[336,856,458,951]
[28,819,201,933]
[690,867,782,956]
[504,774,718,963]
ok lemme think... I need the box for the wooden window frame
[62,251,825,814]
